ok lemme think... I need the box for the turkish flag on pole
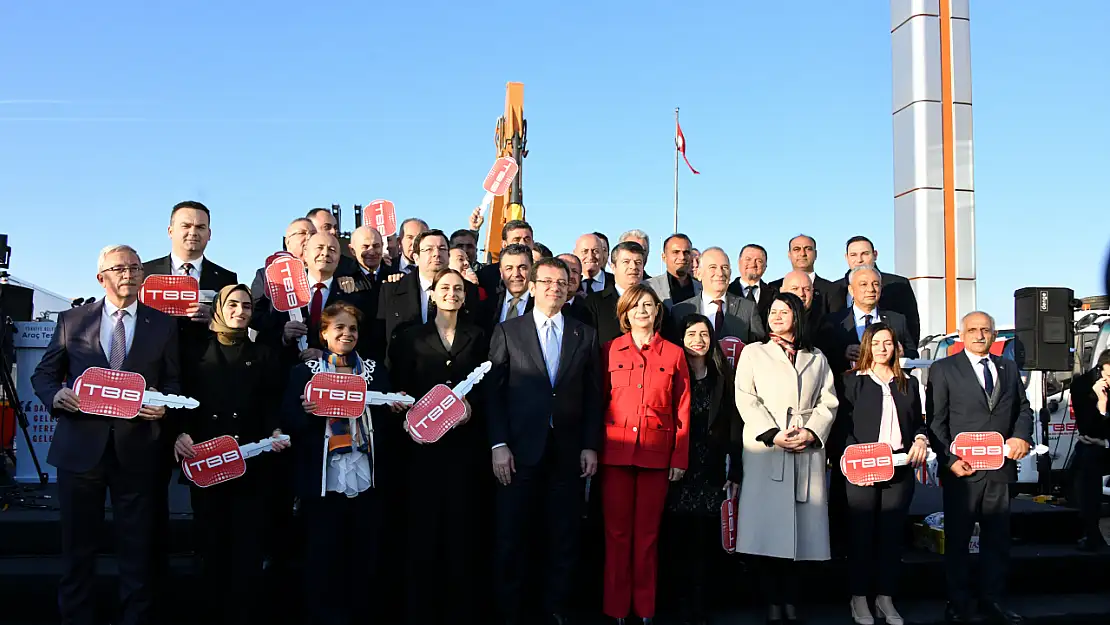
[676,120,699,174]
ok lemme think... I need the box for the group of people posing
[30,200,1066,625]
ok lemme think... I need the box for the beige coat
[733,341,838,561]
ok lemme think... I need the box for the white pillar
[891,0,976,336]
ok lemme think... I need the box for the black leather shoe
[982,602,1023,625]
[1078,535,1107,552]
[767,604,784,623]
[944,602,984,624]
[548,614,570,625]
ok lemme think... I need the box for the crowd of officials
[29,200,1110,625]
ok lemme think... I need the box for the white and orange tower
[891,0,976,336]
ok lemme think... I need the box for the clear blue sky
[2,1,1107,326]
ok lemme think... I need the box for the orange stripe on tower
[939,0,958,333]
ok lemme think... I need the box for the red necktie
[309,282,325,328]
[713,299,725,333]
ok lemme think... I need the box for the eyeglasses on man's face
[533,278,568,290]
[100,265,144,275]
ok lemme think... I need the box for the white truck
[914,308,1110,498]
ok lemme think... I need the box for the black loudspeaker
[1013,287,1074,371]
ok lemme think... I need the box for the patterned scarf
[769,333,797,365]
[323,352,372,457]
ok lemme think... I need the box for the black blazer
[1070,367,1110,440]
[582,285,624,347]
[926,353,1035,483]
[251,275,378,362]
[31,301,181,473]
[701,364,744,483]
[768,273,837,317]
[562,296,591,326]
[727,278,775,318]
[178,335,283,445]
[817,307,919,377]
[486,313,603,467]
[669,292,765,345]
[280,355,394,498]
[142,255,239,347]
[389,321,490,450]
[827,269,921,351]
[377,270,481,359]
[479,286,536,335]
[833,372,925,457]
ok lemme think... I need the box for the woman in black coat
[832,322,929,625]
[172,284,287,625]
[388,268,491,625]
[664,314,743,625]
[281,301,407,625]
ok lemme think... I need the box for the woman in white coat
[733,292,838,624]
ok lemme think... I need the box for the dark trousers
[149,451,175,622]
[57,440,155,625]
[301,489,381,625]
[751,555,800,605]
[1073,442,1109,543]
[404,443,484,624]
[844,466,914,596]
[663,512,713,620]
[190,477,265,625]
[942,477,1011,604]
[494,435,584,620]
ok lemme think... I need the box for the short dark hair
[305,207,332,220]
[500,243,532,262]
[740,243,767,259]
[533,242,553,259]
[413,229,448,254]
[1097,349,1110,371]
[845,235,875,253]
[400,217,430,233]
[767,292,814,351]
[449,229,477,244]
[663,233,692,250]
[611,241,645,265]
[501,220,533,242]
[529,256,569,282]
[593,231,610,247]
[171,201,210,224]
[788,234,816,249]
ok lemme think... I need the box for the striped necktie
[109,310,128,370]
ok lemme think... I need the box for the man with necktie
[480,243,535,334]
[818,265,916,378]
[575,233,614,296]
[927,311,1033,625]
[32,245,180,625]
[488,256,603,625]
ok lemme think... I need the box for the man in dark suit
[31,244,180,625]
[378,229,480,356]
[477,219,535,294]
[776,270,826,342]
[618,229,652,279]
[249,217,316,305]
[346,225,401,355]
[670,247,765,344]
[306,207,361,278]
[488,256,602,625]
[818,265,918,377]
[1069,348,1110,551]
[583,240,646,346]
[826,236,921,350]
[394,217,430,274]
[575,233,615,296]
[767,234,837,314]
[643,233,700,309]
[253,232,376,361]
[479,243,535,334]
[558,253,591,325]
[727,243,774,316]
[927,311,1033,625]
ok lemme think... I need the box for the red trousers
[601,465,670,619]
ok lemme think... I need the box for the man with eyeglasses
[487,256,602,625]
[32,244,181,625]
[249,217,317,306]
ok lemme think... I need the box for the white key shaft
[240,434,290,459]
[452,361,493,397]
[365,391,414,406]
[141,390,199,410]
[287,308,309,352]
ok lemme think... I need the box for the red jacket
[601,332,691,470]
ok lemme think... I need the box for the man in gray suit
[670,247,765,343]
[32,244,181,625]
[643,233,700,309]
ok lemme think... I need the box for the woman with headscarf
[172,284,288,625]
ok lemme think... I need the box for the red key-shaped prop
[181,436,246,488]
[264,256,311,312]
[367,199,398,237]
[264,250,294,267]
[951,431,1006,471]
[720,491,739,553]
[840,442,897,486]
[719,336,745,369]
[406,385,466,443]
[72,367,147,419]
[477,156,520,217]
[305,372,370,418]
[139,275,200,316]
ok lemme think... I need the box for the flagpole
[673,107,680,233]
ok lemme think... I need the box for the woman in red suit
[601,283,692,625]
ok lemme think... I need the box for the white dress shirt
[865,371,904,451]
[853,305,878,340]
[500,291,531,322]
[307,275,334,308]
[171,253,204,280]
[419,274,434,322]
[964,348,998,394]
[738,281,760,301]
[101,300,138,360]
[702,292,726,331]
[584,271,607,294]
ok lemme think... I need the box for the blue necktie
[109,310,128,370]
[980,358,994,396]
[543,320,560,386]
